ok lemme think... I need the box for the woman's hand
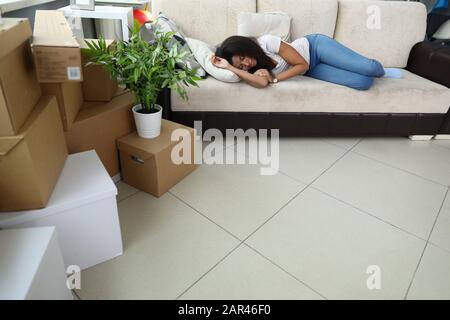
[254,69,275,83]
[211,55,230,69]
[213,58,268,88]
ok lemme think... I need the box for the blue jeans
[304,34,385,90]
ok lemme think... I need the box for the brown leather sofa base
[168,112,444,137]
[407,42,450,88]
[440,112,450,134]
[407,41,450,134]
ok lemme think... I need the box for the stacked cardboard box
[0,18,68,211]
[32,10,136,178]
[0,19,41,136]
[31,10,83,83]
[118,120,198,198]
[1,11,134,211]
[66,88,136,177]
[40,82,84,131]
[79,38,118,102]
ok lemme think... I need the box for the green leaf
[133,68,140,83]
[79,27,200,105]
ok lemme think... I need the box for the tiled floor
[75,137,450,300]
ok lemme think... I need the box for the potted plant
[82,28,201,139]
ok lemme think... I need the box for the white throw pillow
[186,37,240,83]
[150,13,207,78]
[237,12,291,42]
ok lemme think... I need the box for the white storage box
[0,227,73,300]
[0,150,123,270]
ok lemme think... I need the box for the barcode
[67,67,81,80]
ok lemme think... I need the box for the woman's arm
[228,65,269,88]
[211,56,269,88]
[275,42,309,82]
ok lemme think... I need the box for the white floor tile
[407,244,450,300]
[80,137,450,299]
[116,181,139,202]
[353,138,450,186]
[201,137,236,162]
[180,245,323,300]
[429,191,450,252]
[432,139,450,150]
[246,188,425,299]
[312,152,447,239]
[75,192,239,299]
[321,137,361,150]
[226,137,347,184]
[170,156,305,240]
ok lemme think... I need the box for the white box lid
[0,150,117,227]
[0,226,56,299]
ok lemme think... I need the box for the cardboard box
[0,96,68,211]
[32,11,82,83]
[117,120,198,197]
[79,39,118,102]
[0,18,41,136]
[0,227,74,300]
[65,89,135,177]
[0,151,123,271]
[40,82,83,131]
[82,64,118,102]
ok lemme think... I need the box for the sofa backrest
[334,0,427,68]
[151,0,256,46]
[257,0,338,39]
[152,0,426,68]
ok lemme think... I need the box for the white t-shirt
[257,34,310,75]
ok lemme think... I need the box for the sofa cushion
[237,11,291,42]
[334,0,427,68]
[172,70,450,114]
[151,0,256,46]
[257,0,338,39]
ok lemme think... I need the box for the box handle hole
[131,155,144,164]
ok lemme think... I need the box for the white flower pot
[132,104,163,139]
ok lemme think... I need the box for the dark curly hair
[215,35,277,74]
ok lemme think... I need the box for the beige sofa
[152,0,450,136]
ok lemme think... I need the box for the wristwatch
[273,78,278,83]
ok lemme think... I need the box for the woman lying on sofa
[211,33,388,90]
